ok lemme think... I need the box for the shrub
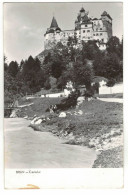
[56,90,80,110]
[84,88,94,98]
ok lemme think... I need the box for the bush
[84,88,94,98]
[44,79,51,90]
[56,90,80,110]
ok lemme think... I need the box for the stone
[40,115,45,119]
[77,110,83,115]
[59,112,66,118]
[24,116,28,119]
[30,117,38,124]
[88,97,93,101]
[88,141,95,148]
[10,110,18,118]
[35,119,42,125]
[76,96,85,107]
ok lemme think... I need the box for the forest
[4,36,123,105]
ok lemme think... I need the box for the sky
[4,2,123,64]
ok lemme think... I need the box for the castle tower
[101,11,112,38]
[44,16,61,50]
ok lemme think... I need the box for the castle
[44,7,112,50]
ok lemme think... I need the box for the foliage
[4,55,46,105]
[4,35,123,106]
[55,90,80,111]
[106,78,116,87]
[82,40,100,60]
[73,60,93,90]
[8,61,19,77]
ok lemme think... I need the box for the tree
[82,40,100,60]
[107,36,121,57]
[19,59,25,71]
[73,59,93,90]
[8,61,19,77]
[103,53,121,80]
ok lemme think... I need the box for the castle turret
[50,16,59,29]
[44,16,61,49]
[101,11,112,38]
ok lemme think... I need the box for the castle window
[93,34,95,36]
[83,30,85,33]
[100,28,102,30]
[85,25,87,27]
[87,30,90,32]
[100,33,103,36]
[96,33,98,36]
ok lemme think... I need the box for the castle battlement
[44,7,112,50]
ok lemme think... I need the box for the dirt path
[4,118,97,168]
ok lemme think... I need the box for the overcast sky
[4,2,123,64]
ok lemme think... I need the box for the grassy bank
[18,97,63,117]
[18,97,123,167]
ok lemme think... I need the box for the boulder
[59,112,66,118]
[10,110,18,118]
[24,116,28,119]
[30,117,38,124]
[77,96,85,102]
[76,96,85,107]
[35,119,43,125]
[40,115,46,119]
[77,110,83,115]
[88,141,95,148]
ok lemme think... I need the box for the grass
[92,146,123,168]
[50,100,123,145]
[18,97,63,117]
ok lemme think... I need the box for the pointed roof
[50,16,58,28]
[101,11,108,16]
[101,11,112,20]
[80,7,85,12]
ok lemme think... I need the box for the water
[4,118,97,168]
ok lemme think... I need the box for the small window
[100,28,102,30]
[87,30,90,32]
[93,34,95,36]
[100,33,102,36]
[83,30,85,33]
[88,37,90,39]
[85,25,87,27]
[96,33,98,36]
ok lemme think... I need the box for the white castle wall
[99,83,123,94]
